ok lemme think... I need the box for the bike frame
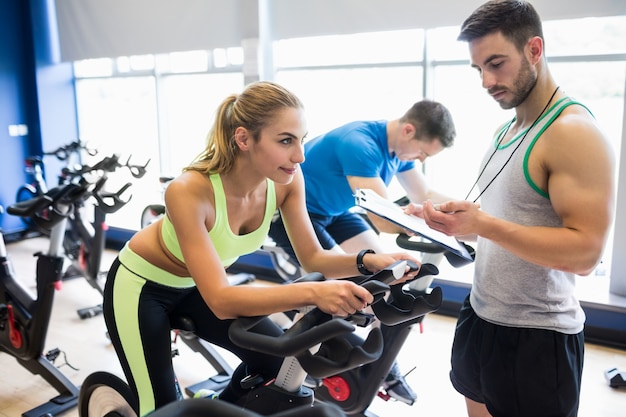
[1,187,85,416]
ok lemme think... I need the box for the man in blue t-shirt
[269,99,456,405]
[270,99,456,260]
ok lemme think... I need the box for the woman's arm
[277,171,420,278]
[165,172,374,319]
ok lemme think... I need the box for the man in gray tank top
[406,1,615,416]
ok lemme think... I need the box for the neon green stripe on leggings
[112,267,155,416]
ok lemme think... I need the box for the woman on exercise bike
[103,80,420,417]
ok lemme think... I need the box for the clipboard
[354,188,474,262]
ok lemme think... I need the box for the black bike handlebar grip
[444,243,476,268]
[125,156,150,178]
[91,176,108,194]
[54,149,69,161]
[368,262,440,326]
[62,183,91,203]
[396,233,476,268]
[93,182,132,214]
[229,310,356,358]
[297,325,383,378]
[361,280,390,304]
[87,154,121,173]
[395,233,445,254]
[372,286,443,327]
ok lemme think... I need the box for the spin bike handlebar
[62,153,150,179]
[229,273,391,379]
[44,139,98,161]
[60,153,150,214]
[7,183,90,230]
[362,234,476,326]
[91,176,133,214]
[368,262,443,326]
[395,233,476,268]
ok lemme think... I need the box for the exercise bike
[224,229,475,416]
[308,235,474,417]
[15,139,98,235]
[79,372,346,417]
[77,268,397,416]
[0,182,90,417]
[173,258,441,416]
[58,153,149,319]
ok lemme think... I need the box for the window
[274,30,425,140]
[73,49,244,230]
[72,17,625,295]
[74,76,159,231]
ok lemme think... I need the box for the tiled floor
[1,237,626,417]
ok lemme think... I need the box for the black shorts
[450,296,584,417]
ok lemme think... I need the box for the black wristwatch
[356,249,375,275]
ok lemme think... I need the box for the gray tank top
[471,97,590,334]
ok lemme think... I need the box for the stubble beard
[499,57,537,110]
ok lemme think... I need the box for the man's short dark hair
[458,0,544,52]
[401,100,456,148]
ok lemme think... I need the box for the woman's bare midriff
[128,218,191,277]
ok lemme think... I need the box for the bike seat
[171,315,196,333]
[7,195,54,218]
[8,184,88,231]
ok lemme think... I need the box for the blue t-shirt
[302,120,414,216]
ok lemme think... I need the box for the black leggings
[103,257,284,416]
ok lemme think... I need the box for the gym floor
[1,236,625,417]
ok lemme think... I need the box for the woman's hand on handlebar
[310,280,374,317]
[363,252,421,285]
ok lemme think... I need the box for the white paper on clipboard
[354,188,473,261]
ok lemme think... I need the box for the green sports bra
[160,173,276,268]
